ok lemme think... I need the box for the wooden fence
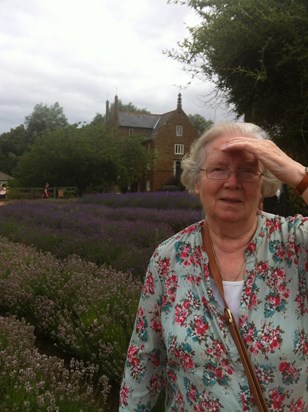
[5,186,78,200]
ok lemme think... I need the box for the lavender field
[0,192,202,278]
[0,192,202,411]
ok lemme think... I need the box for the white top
[210,278,244,324]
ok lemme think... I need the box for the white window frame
[176,125,183,136]
[174,144,184,155]
[128,128,134,136]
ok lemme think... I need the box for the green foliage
[0,125,29,175]
[116,100,150,114]
[0,102,70,176]
[91,113,105,125]
[287,186,308,216]
[168,0,308,163]
[12,124,153,194]
[24,102,69,139]
[188,113,213,135]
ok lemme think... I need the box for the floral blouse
[119,212,308,411]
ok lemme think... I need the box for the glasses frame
[200,167,264,182]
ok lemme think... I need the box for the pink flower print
[249,293,258,308]
[290,398,306,412]
[188,385,197,403]
[187,274,202,285]
[136,317,145,333]
[127,345,140,367]
[244,325,255,344]
[167,369,177,383]
[249,340,262,355]
[165,274,178,303]
[143,273,154,295]
[127,344,139,360]
[269,294,281,307]
[269,387,286,410]
[150,353,160,368]
[150,316,162,333]
[278,283,290,299]
[158,257,170,277]
[149,375,161,392]
[247,241,256,253]
[278,361,289,373]
[279,361,300,385]
[256,261,269,276]
[195,316,209,336]
[119,384,129,406]
[180,352,194,371]
[175,304,189,326]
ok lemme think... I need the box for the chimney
[105,99,109,123]
[177,93,182,112]
[114,95,119,126]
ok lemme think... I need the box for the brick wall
[150,110,199,191]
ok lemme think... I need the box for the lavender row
[0,197,202,277]
[0,315,110,411]
[78,191,202,210]
[0,237,142,390]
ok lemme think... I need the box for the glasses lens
[206,167,228,180]
[205,167,260,181]
[237,169,259,181]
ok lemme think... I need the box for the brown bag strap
[203,221,268,412]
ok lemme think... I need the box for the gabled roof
[0,171,13,181]
[119,112,161,129]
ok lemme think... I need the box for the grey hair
[181,122,281,198]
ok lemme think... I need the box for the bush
[0,315,110,411]
[0,238,142,386]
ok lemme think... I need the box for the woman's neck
[206,216,258,253]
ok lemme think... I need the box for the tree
[168,0,308,163]
[118,101,150,113]
[188,114,213,135]
[25,102,69,140]
[91,113,105,125]
[13,124,154,194]
[117,137,154,192]
[0,125,28,175]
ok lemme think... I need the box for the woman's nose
[224,170,241,186]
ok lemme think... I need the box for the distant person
[0,184,7,200]
[42,183,49,199]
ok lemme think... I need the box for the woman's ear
[194,180,200,195]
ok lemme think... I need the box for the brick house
[106,94,199,191]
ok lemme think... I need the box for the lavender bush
[0,315,111,411]
[0,195,202,278]
[0,237,142,388]
[78,191,201,209]
[0,192,203,410]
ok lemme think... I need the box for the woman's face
[195,134,263,225]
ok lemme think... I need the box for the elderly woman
[119,122,307,411]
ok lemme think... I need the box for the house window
[129,128,134,136]
[173,160,181,178]
[176,125,183,136]
[174,144,184,155]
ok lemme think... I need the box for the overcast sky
[0,0,237,134]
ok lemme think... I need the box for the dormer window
[176,125,183,136]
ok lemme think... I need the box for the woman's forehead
[204,136,257,163]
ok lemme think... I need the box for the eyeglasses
[200,167,264,182]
